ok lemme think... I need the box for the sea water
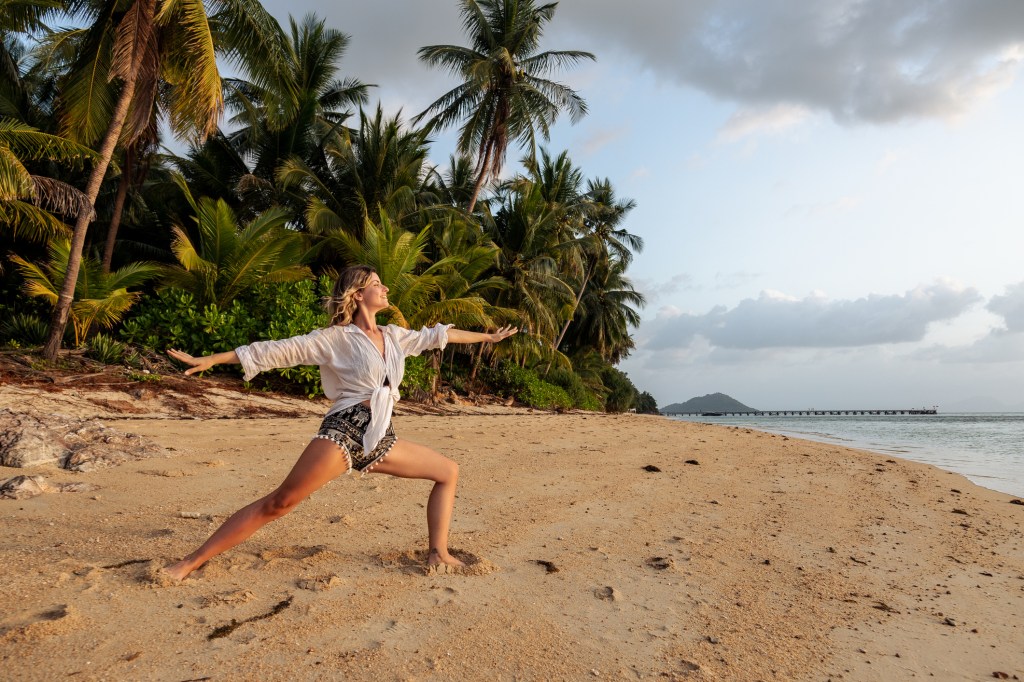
[666,412,1024,498]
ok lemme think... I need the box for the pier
[663,408,938,417]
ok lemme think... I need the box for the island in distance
[660,392,757,414]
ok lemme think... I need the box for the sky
[259,0,1024,411]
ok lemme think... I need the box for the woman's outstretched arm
[166,349,239,376]
[446,326,518,345]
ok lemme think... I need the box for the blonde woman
[164,265,516,580]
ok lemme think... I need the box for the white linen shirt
[235,323,452,453]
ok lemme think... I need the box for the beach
[2,386,1023,680]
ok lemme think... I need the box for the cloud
[578,126,628,156]
[717,104,813,141]
[553,0,1024,124]
[988,280,1024,332]
[915,330,1024,364]
[263,1,1024,131]
[644,280,981,350]
[633,273,698,303]
[261,1,465,109]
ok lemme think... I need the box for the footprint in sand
[139,560,179,587]
[258,545,341,567]
[201,589,256,606]
[430,585,459,606]
[646,556,676,570]
[359,618,416,650]
[377,548,497,576]
[296,574,343,592]
[0,604,78,643]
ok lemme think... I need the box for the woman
[164,265,516,580]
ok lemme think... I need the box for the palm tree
[40,0,289,359]
[331,212,508,393]
[159,178,312,308]
[486,174,575,360]
[0,118,97,243]
[99,136,159,273]
[415,0,594,212]
[224,13,370,185]
[277,105,435,237]
[562,257,644,363]
[11,238,158,346]
[552,177,641,353]
[427,153,478,210]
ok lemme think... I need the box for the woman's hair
[325,265,377,327]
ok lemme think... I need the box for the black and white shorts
[313,404,397,475]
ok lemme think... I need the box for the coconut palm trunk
[553,262,593,353]
[467,136,495,213]
[101,148,134,274]
[42,0,155,359]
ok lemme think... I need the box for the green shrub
[401,354,435,400]
[601,366,638,413]
[86,333,128,365]
[1,313,48,346]
[120,278,331,397]
[483,361,573,410]
[545,367,604,411]
[635,391,659,414]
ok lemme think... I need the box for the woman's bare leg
[368,439,463,567]
[164,439,350,580]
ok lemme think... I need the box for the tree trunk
[430,349,441,396]
[469,343,484,381]
[101,148,133,274]
[42,0,152,359]
[466,137,495,214]
[545,262,594,375]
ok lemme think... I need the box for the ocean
[665,412,1024,498]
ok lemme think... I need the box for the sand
[1,383,1023,681]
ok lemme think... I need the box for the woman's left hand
[488,326,518,343]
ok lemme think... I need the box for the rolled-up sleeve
[391,323,452,357]
[235,329,334,381]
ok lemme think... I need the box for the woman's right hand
[167,349,217,376]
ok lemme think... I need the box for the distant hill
[660,393,757,414]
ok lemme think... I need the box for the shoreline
[666,413,1024,499]
[1,388,1023,679]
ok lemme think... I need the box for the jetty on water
[664,407,939,417]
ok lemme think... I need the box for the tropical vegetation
[1,0,650,412]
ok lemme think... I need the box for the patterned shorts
[313,404,397,474]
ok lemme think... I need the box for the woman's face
[357,273,389,312]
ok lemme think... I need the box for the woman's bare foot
[427,547,465,567]
[164,558,201,581]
